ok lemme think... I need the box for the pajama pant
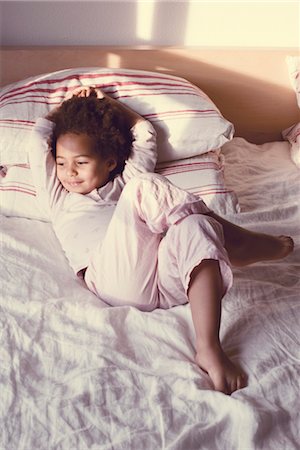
[84,173,233,311]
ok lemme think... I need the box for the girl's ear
[106,158,117,173]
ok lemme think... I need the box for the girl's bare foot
[228,232,294,267]
[208,212,294,267]
[195,343,247,395]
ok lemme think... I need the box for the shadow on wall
[1,1,298,142]
[0,1,190,46]
[1,47,298,143]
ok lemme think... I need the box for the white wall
[1,0,299,48]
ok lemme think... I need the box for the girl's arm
[121,119,157,181]
[69,86,145,128]
[70,86,158,180]
[101,91,145,129]
[96,88,158,177]
[28,116,64,214]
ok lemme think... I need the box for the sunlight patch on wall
[155,66,174,73]
[136,2,155,42]
[184,2,299,48]
[106,53,121,68]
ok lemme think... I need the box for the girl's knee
[121,173,159,200]
[175,214,224,241]
[124,172,161,188]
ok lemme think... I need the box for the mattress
[1,138,300,450]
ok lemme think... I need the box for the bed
[1,47,299,450]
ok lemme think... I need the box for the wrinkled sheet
[1,138,300,450]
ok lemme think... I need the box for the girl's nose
[67,164,77,176]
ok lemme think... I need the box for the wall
[1,1,298,141]
[1,1,299,48]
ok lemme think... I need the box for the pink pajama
[84,173,233,311]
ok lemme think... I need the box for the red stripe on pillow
[0,119,35,125]
[0,86,71,103]
[0,186,36,196]
[3,80,196,98]
[193,187,232,195]
[288,129,300,141]
[144,109,217,121]
[1,78,198,103]
[0,124,33,131]
[0,88,200,110]
[156,164,219,176]
[0,90,202,109]
[0,70,194,99]
[158,161,219,168]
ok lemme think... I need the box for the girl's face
[56,133,117,194]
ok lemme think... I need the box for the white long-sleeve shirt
[29,117,157,274]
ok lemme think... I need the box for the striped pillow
[0,67,234,165]
[0,164,48,221]
[156,151,239,214]
[0,151,239,221]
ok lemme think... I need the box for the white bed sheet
[1,138,300,450]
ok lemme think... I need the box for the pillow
[0,67,234,165]
[0,151,239,221]
[282,56,300,168]
[156,151,240,215]
[285,56,300,107]
[282,123,300,168]
[0,164,49,221]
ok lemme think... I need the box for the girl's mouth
[67,180,83,186]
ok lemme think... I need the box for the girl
[29,87,294,395]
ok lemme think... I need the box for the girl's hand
[64,85,144,128]
[45,104,61,122]
[45,86,105,122]
[65,86,105,100]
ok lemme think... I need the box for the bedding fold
[1,139,300,449]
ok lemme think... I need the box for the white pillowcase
[282,56,300,168]
[0,164,48,221]
[0,152,239,221]
[0,67,234,165]
[156,151,240,214]
[286,56,300,107]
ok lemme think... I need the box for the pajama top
[28,117,157,274]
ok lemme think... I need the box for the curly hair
[49,94,133,180]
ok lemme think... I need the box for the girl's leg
[85,173,210,310]
[158,214,244,394]
[184,212,293,394]
[208,212,294,267]
[188,260,247,395]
